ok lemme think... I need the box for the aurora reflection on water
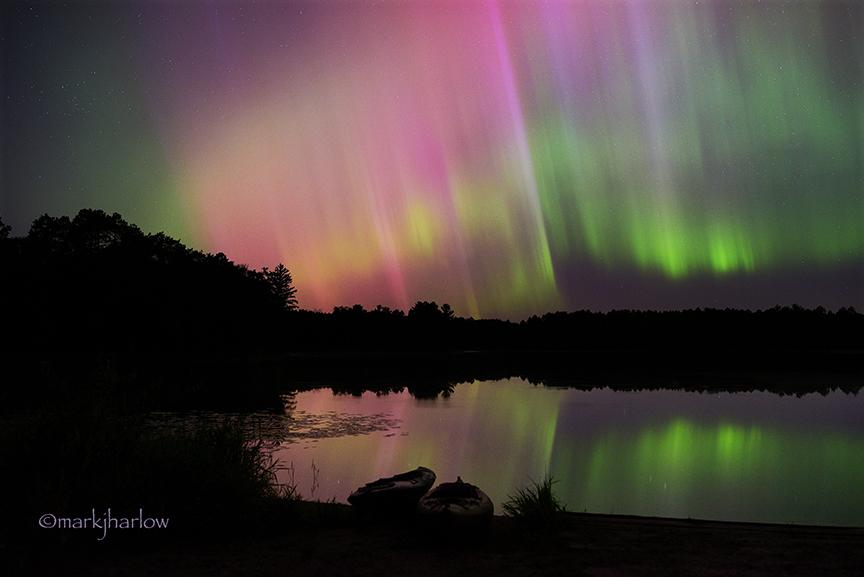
[268,379,864,526]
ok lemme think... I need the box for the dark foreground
[32,505,864,577]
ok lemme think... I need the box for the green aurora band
[527,4,862,279]
[3,1,862,315]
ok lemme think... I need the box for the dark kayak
[347,466,436,511]
[417,477,494,527]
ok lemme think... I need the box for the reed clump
[502,474,568,529]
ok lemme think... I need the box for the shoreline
[27,505,864,577]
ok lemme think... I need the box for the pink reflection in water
[269,379,864,526]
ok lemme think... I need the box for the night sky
[2,1,862,320]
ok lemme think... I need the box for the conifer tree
[263,263,298,311]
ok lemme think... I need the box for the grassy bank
[5,422,864,577]
[0,394,304,574]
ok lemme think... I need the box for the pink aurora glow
[121,1,862,318]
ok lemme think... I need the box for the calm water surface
[194,379,864,526]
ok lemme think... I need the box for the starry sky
[2,1,862,319]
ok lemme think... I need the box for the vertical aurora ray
[488,0,558,303]
[4,1,861,316]
[523,1,863,283]
[158,1,571,317]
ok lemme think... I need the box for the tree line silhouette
[1,210,303,409]
[1,209,861,410]
[1,210,296,354]
[284,301,862,353]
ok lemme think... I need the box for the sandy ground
[20,507,863,577]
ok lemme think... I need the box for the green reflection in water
[266,381,863,526]
[558,418,864,526]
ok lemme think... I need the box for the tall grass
[0,394,301,559]
[502,474,567,528]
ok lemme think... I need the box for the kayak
[417,477,494,527]
[347,466,436,511]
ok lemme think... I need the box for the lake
[159,378,864,526]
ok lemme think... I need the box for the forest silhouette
[1,209,861,410]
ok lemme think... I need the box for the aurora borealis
[3,1,862,318]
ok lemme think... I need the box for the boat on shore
[417,477,494,528]
[347,466,436,511]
